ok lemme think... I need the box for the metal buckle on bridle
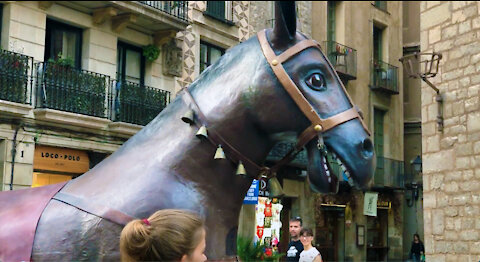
[317,134,327,156]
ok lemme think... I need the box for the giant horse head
[236,2,376,192]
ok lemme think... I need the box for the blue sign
[243,179,259,204]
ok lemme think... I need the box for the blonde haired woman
[120,209,207,262]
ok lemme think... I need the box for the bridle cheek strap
[257,29,371,174]
[258,31,369,132]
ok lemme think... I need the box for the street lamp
[399,52,443,131]
[410,155,422,173]
[406,155,422,207]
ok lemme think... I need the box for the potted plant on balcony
[143,44,160,62]
[0,48,30,103]
[41,53,106,117]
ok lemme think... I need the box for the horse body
[32,37,271,261]
[0,2,375,261]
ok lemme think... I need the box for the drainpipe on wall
[10,123,24,190]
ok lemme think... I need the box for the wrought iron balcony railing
[0,50,33,104]
[373,157,404,188]
[324,41,357,80]
[112,80,170,126]
[370,60,399,95]
[35,62,111,118]
[138,1,188,21]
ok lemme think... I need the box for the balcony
[0,50,33,105]
[112,80,170,126]
[138,1,188,21]
[35,62,111,119]
[373,157,404,189]
[370,60,399,95]
[324,41,357,81]
[58,1,189,33]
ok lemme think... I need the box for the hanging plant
[143,44,160,62]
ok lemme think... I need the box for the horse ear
[271,1,297,47]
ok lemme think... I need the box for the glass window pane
[52,30,63,59]
[200,43,207,72]
[117,45,124,80]
[210,48,222,65]
[125,49,141,83]
[62,31,77,64]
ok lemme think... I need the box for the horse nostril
[362,138,374,158]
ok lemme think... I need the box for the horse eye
[306,73,326,91]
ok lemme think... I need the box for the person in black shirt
[286,216,304,262]
[409,233,425,262]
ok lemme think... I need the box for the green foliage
[42,55,107,117]
[117,81,169,125]
[48,52,74,68]
[143,44,161,62]
[237,237,283,262]
[0,50,30,103]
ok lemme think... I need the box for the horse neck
[64,75,273,212]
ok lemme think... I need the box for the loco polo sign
[34,145,89,174]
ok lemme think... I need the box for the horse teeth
[341,165,347,171]
[326,170,330,177]
[328,177,332,183]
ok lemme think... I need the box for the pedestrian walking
[120,209,207,262]
[409,233,425,262]
[298,228,322,262]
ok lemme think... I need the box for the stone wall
[420,1,480,260]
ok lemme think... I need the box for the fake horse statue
[0,2,375,261]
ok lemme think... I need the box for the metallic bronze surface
[0,2,375,261]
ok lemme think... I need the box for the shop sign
[363,191,378,217]
[377,200,391,209]
[258,178,270,197]
[34,145,89,174]
[243,179,259,204]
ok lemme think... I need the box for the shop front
[314,191,354,262]
[366,194,391,262]
[316,204,346,262]
[241,178,284,260]
[32,145,89,187]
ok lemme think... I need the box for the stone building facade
[0,0,279,190]
[420,1,480,260]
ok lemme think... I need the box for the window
[205,1,233,23]
[327,1,336,42]
[373,25,383,62]
[0,4,3,44]
[45,19,82,69]
[117,42,145,84]
[374,108,385,177]
[374,1,387,11]
[200,41,225,73]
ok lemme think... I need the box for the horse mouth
[306,142,352,193]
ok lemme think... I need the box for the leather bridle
[183,29,370,180]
